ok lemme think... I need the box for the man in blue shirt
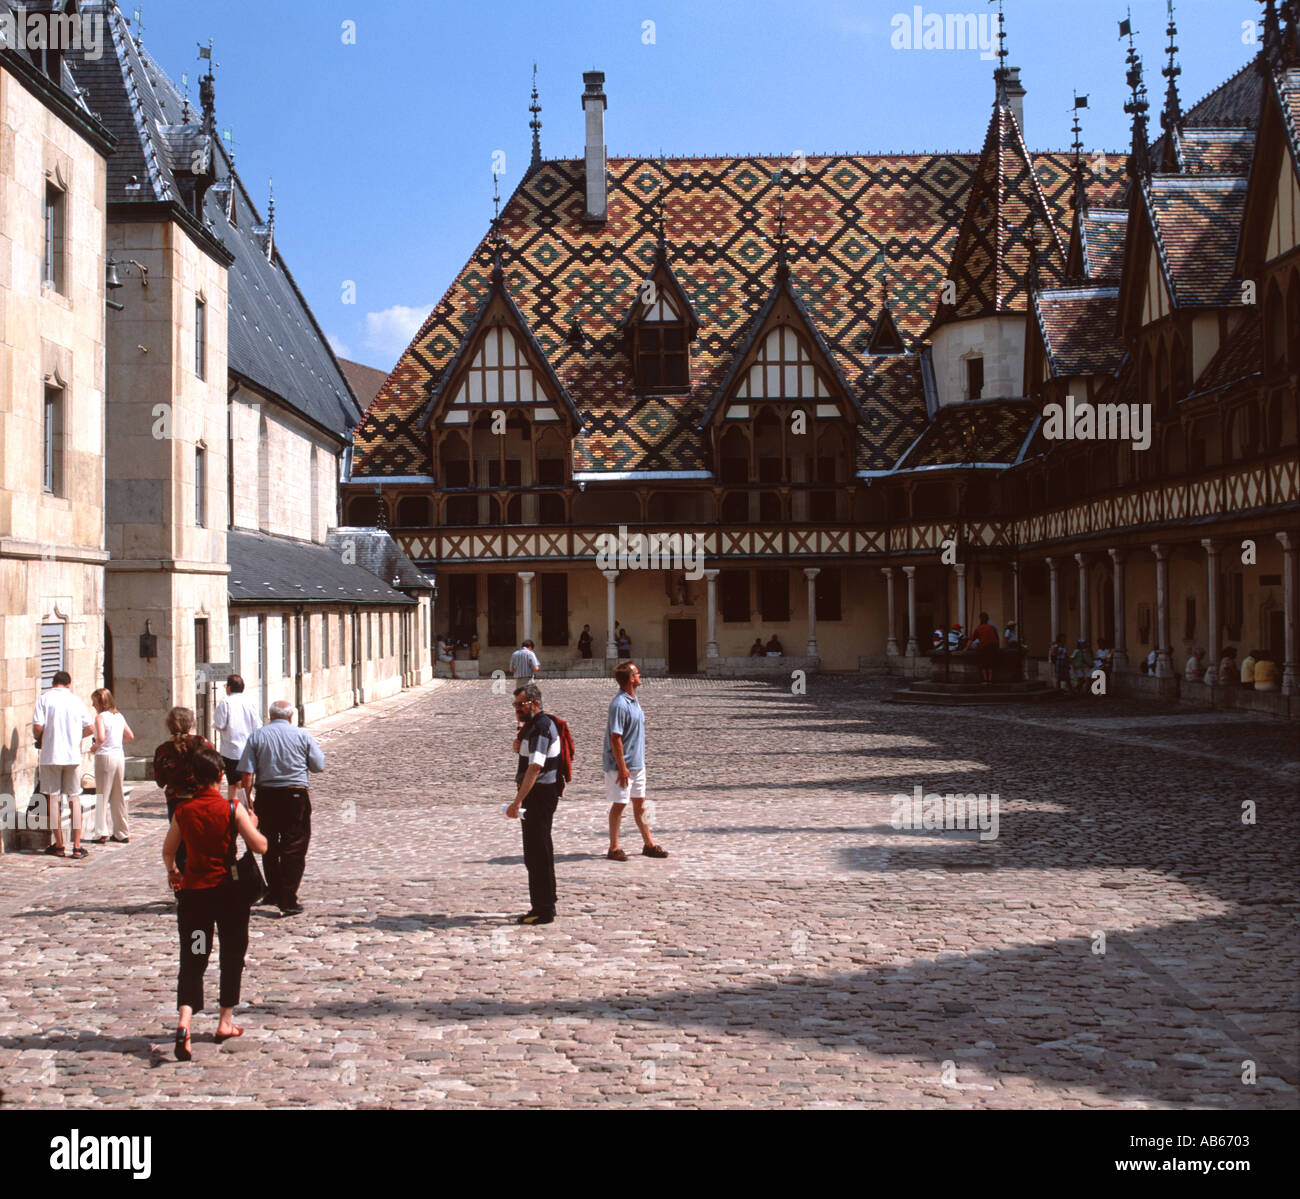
[237,700,325,916]
[604,661,667,861]
[506,682,561,924]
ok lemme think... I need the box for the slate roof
[1032,285,1125,378]
[894,398,1038,470]
[227,532,414,606]
[1146,176,1248,306]
[1078,209,1128,281]
[325,529,434,591]
[69,1,361,442]
[353,144,1126,480]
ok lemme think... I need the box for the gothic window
[1287,271,1300,369]
[733,328,831,400]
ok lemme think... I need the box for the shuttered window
[40,623,65,690]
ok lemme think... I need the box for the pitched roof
[339,359,390,410]
[1178,128,1258,175]
[1181,59,1264,128]
[894,398,1038,470]
[325,529,434,591]
[1146,176,1248,306]
[353,150,1125,479]
[1032,285,1125,377]
[70,4,362,442]
[1078,208,1128,280]
[933,100,1066,324]
[227,532,415,606]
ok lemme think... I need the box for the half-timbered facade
[348,10,1300,714]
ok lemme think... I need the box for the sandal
[174,1026,191,1062]
[214,1025,243,1044]
[42,844,67,857]
[641,844,669,858]
[606,848,628,861]
[70,847,89,859]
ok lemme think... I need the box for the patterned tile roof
[1178,129,1257,175]
[1275,68,1300,175]
[896,399,1037,470]
[1079,209,1128,280]
[1032,285,1125,378]
[1146,177,1247,307]
[1187,310,1262,398]
[354,148,1126,478]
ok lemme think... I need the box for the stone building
[0,0,114,822]
[346,7,1298,713]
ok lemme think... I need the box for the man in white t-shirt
[32,671,94,859]
[214,674,262,805]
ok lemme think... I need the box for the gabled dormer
[866,302,906,355]
[619,240,699,394]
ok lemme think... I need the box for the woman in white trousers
[90,688,134,843]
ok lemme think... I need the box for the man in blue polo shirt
[604,661,667,861]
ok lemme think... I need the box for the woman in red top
[162,747,267,1061]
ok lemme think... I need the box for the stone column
[804,568,820,657]
[902,565,919,657]
[1152,543,1173,678]
[1201,538,1221,686]
[1047,556,1060,641]
[703,568,720,659]
[954,562,967,633]
[1278,530,1298,696]
[602,570,619,658]
[1108,548,1129,671]
[1075,552,1090,644]
[1011,560,1020,632]
[517,571,535,643]
[881,567,900,656]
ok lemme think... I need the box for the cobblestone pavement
[1,677,1296,1109]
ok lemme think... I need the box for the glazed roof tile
[1033,285,1125,378]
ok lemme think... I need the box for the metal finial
[528,63,542,170]
[267,177,275,228]
[992,0,1008,99]
[1121,10,1150,173]
[774,170,788,276]
[133,6,144,47]
[1161,0,1182,135]
[1071,93,1089,211]
[656,153,668,249]
[490,174,504,280]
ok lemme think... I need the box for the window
[195,298,207,380]
[540,574,569,646]
[229,617,241,674]
[815,569,842,622]
[759,570,790,623]
[43,183,66,293]
[965,356,984,401]
[450,326,541,405]
[43,385,63,495]
[1225,571,1244,641]
[282,615,291,677]
[40,623,65,691]
[379,612,385,657]
[195,447,206,526]
[303,616,311,674]
[720,571,750,622]
[322,613,330,669]
[733,327,830,400]
[339,614,346,665]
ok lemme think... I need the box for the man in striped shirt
[505,682,560,925]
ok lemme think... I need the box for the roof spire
[993,0,1009,102]
[490,173,505,282]
[1120,11,1150,178]
[1160,0,1183,136]
[656,153,668,252]
[528,63,543,171]
[197,39,218,134]
[265,176,275,261]
[1263,0,1283,65]
[1071,92,1089,213]
[132,6,145,49]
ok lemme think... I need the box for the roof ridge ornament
[528,63,542,171]
[197,39,218,134]
[1161,0,1183,134]
[1071,92,1089,214]
[992,0,1009,104]
[1120,11,1151,179]
[490,173,505,283]
[774,167,788,280]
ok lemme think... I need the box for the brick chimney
[581,70,607,223]
[1003,67,1026,140]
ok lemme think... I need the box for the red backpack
[550,714,576,795]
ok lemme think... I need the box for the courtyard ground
[0,676,1296,1109]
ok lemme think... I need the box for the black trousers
[176,884,249,1012]
[255,786,311,906]
[520,783,559,915]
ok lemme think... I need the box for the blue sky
[135,0,1258,372]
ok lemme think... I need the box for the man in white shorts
[604,661,667,861]
[32,670,94,858]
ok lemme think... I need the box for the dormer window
[633,291,689,393]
